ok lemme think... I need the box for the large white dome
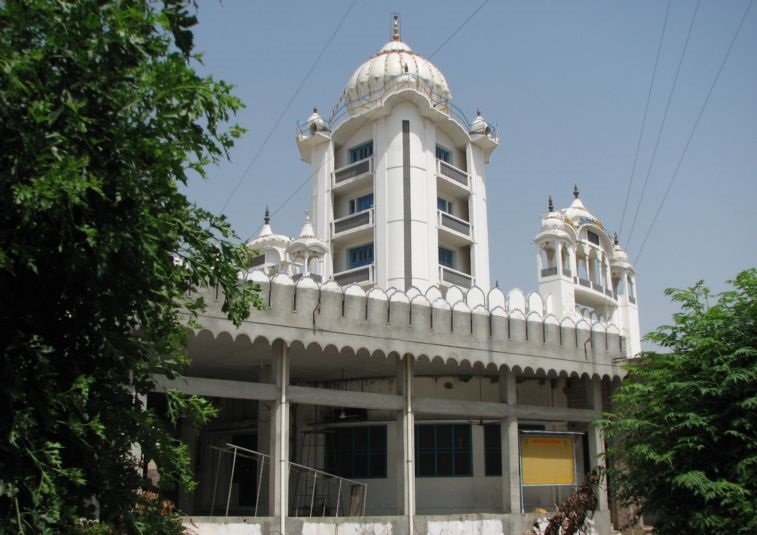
[342,32,451,115]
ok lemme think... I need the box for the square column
[585,377,608,511]
[395,354,415,531]
[499,368,521,513]
[268,340,289,532]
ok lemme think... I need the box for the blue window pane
[439,247,454,268]
[436,145,451,163]
[356,193,373,212]
[415,424,472,477]
[350,141,373,163]
[349,244,373,269]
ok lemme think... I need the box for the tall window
[439,247,454,268]
[349,141,373,163]
[348,244,373,269]
[437,197,453,214]
[325,426,387,478]
[415,424,472,477]
[349,193,374,214]
[436,145,451,163]
[483,424,502,476]
[587,230,600,246]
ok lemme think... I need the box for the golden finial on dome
[392,14,400,41]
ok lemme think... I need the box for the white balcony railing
[333,264,374,286]
[437,159,469,187]
[438,210,471,237]
[333,208,373,236]
[439,265,473,289]
[334,157,372,184]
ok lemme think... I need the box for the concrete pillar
[268,340,289,533]
[395,354,415,532]
[586,377,608,511]
[499,367,521,513]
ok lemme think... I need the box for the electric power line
[428,0,489,59]
[252,3,492,240]
[219,0,358,213]
[618,0,672,241]
[634,0,754,265]
[625,0,702,250]
[243,155,332,243]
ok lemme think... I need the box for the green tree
[0,1,261,532]
[602,269,757,534]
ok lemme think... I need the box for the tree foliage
[0,1,261,532]
[602,269,757,534]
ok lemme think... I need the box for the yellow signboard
[520,435,575,485]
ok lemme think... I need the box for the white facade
[534,189,640,357]
[172,17,640,535]
[258,18,497,293]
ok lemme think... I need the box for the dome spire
[264,205,270,225]
[392,14,400,41]
[573,184,580,199]
[548,195,554,212]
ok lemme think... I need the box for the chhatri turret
[296,15,499,291]
[534,186,640,356]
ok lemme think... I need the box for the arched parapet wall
[506,288,526,313]
[526,311,544,343]
[425,285,443,303]
[446,285,465,306]
[191,280,627,381]
[410,295,432,330]
[451,301,472,335]
[488,287,506,310]
[466,286,486,309]
[527,291,544,315]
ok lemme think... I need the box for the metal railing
[334,157,372,184]
[325,72,498,142]
[562,267,572,278]
[333,209,373,235]
[333,264,373,286]
[292,273,323,283]
[438,210,471,236]
[440,265,473,288]
[578,278,591,288]
[437,159,469,187]
[208,443,367,518]
[540,266,558,277]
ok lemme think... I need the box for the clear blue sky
[186,1,757,345]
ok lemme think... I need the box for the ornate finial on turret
[495,280,499,288]
[548,195,554,212]
[573,184,580,199]
[313,106,318,113]
[476,108,481,117]
[614,232,619,246]
[264,205,270,225]
[392,14,400,41]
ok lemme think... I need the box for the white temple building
[162,16,640,535]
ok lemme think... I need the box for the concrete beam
[288,385,403,411]
[152,375,277,401]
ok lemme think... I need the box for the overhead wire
[634,0,754,265]
[428,0,489,59]
[617,0,672,241]
[252,2,491,241]
[218,0,358,214]
[243,155,331,243]
[624,0,702,250]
